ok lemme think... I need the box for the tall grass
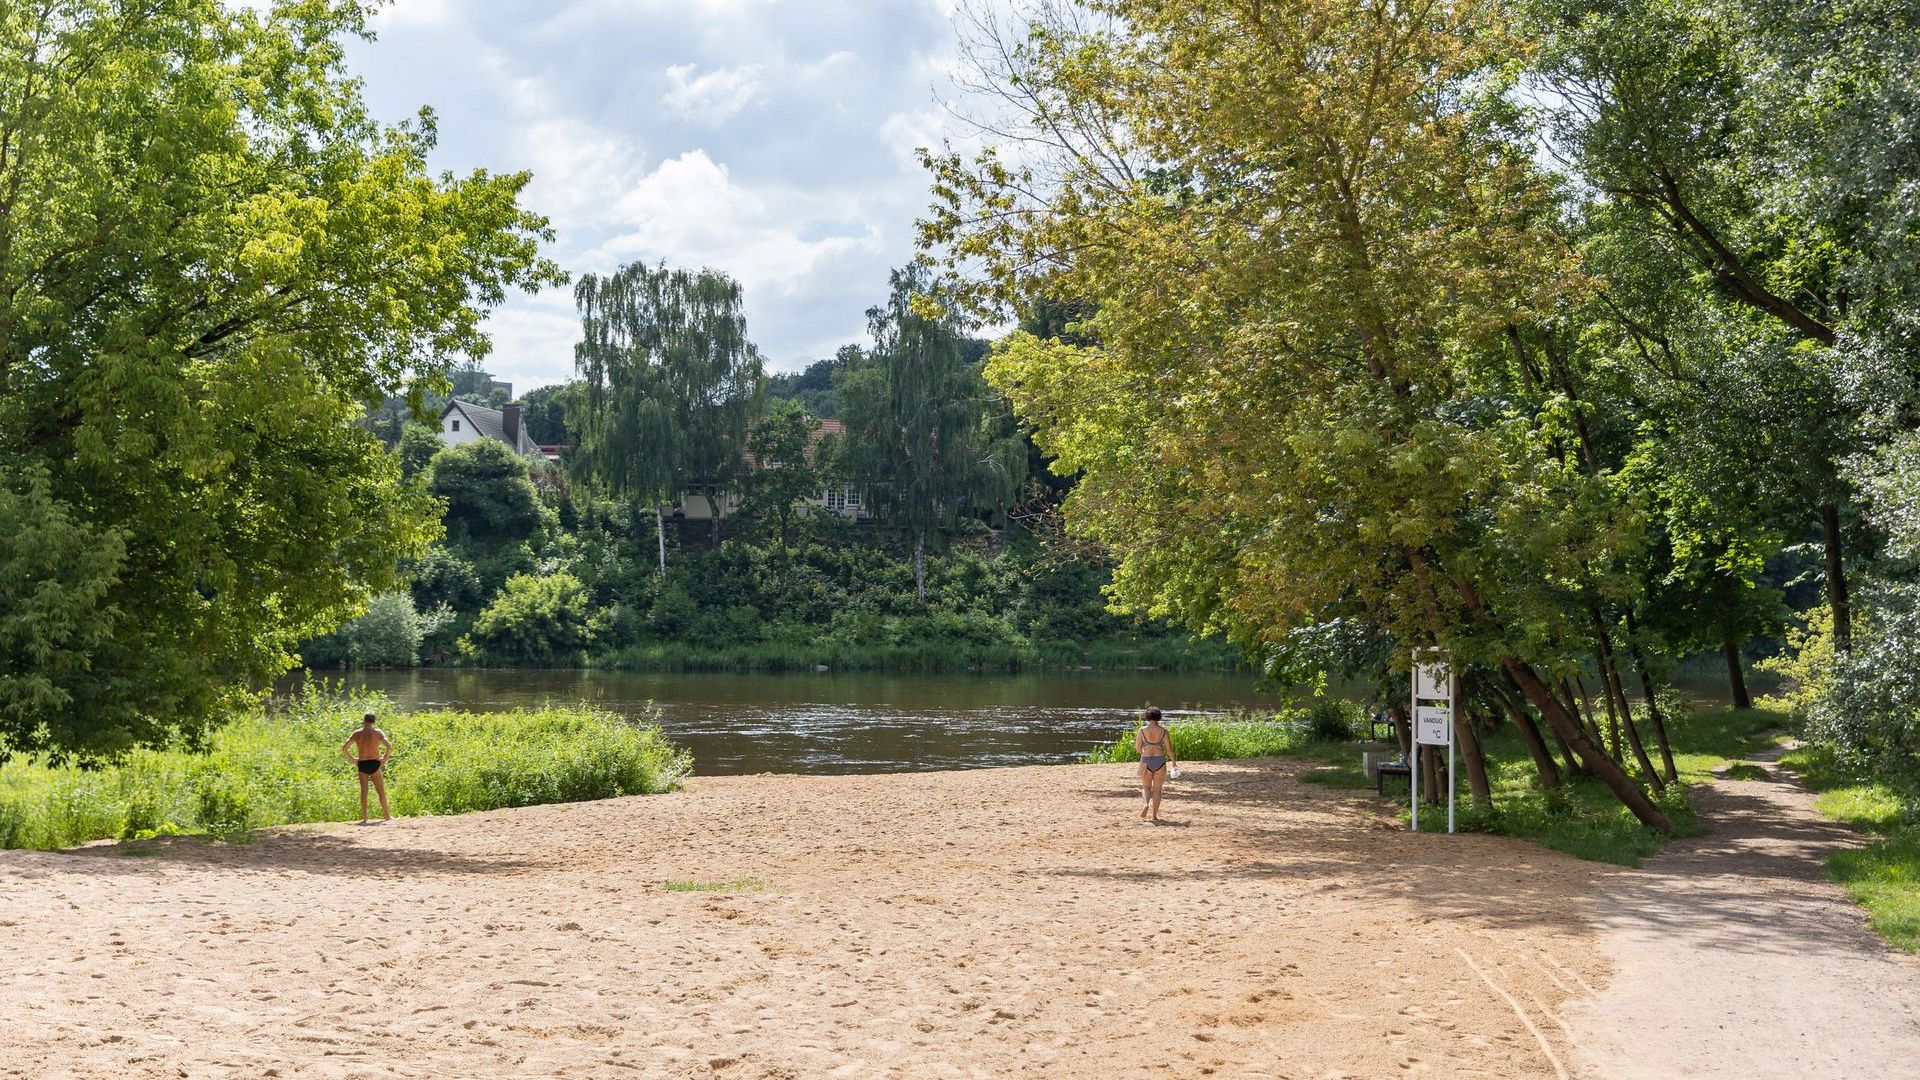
[1084,701,1365,763]
[0,687,690,851]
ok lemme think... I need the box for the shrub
[0,688,691,849]
[464,572,597,665]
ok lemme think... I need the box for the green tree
[571,262,765,570]
[426,440,544,546]
[0,1,559,757]
[519,382,578,446]
[464,573,597,665]
[398,423,445,480]
[925,0,1674,826]
[836,265,1026,602]
[742,400,822,552]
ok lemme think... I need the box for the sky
[345,0,971,391]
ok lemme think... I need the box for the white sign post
[1410,651,1456,834]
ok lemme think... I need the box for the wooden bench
[1375,759,1411,796]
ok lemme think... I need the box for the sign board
[1413,661,1451,702]
[1416,705,1452,746]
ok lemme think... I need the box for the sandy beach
[0,759,1617,1079]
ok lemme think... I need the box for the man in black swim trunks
[339,712,393,824]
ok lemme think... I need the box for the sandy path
[0,759,1607,1079]
[1566,746,1920,1079]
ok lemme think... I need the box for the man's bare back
[339,713,393,823]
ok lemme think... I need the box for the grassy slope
[1778,744,1920,953]
[0,692,690,851]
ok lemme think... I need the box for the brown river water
[323,667,1758,776]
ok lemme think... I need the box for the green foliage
[0,689,689,850]
[1086,712,1329,764]
[428,439,545,545]
[834,265,1027,597]
[571,262,763,513]
[398,424,445,479]
[519,382,578,446]
[0,1,559,756]
[741,399,822,550]
[464,573,598,665]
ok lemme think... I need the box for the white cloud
[343,0,975,382]
[596,150,880,297]
[662,64,764,126]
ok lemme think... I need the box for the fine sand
[0,759,1610,1079]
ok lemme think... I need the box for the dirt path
[0,759,1606,1080]
[1566,746,1920,1079]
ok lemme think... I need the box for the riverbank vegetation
[1780,743,1920,952]
[0,690,688,851]
[1098,706,1781,865]
[914,0,1920,849]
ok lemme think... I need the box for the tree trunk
[1488,678,1561,790]
[710,496,722,548]
[1724,638,1754,710]
[1388,704,1411,757]
[913,532,927,604]
[1593,611,1665,795]
[1624,609,1679,782]
[1565,676,1609,756]
[1456,708,1492,803]
[1421,744,1443,806]
[656,506,667,577]
[1505,658,1673,831]
[1822,501,1851,653]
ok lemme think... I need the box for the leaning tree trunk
[1624,609,1679,782]
[1822,501,1851,653]
[1593,612,1665,795]
[1487,678,1561,790]
[1388,704,1412,757]
[1724,638,1754,711]
[1506,658,1673,831]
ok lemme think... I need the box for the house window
[845,490,860,510]
[824,488,846,513]
[451,419,461,432]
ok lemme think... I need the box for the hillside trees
[0,0,559,757]
[835,266,1028,602]
[570,263,764,572]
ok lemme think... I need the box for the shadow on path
[1566,745,1920,1080]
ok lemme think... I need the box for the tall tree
[836,266,1026,602]
[0,0,558,758]
[741,399,822,553]
[571,263,764,572]
[926,0,1673,826]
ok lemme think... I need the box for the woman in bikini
[1134,707,1177,823]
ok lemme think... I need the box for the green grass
[660,877,767,893]
[0,687,691,851]
[1085,705,1783,867]
[1779,744,1920,952]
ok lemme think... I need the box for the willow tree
[836,265,1027,602]
[0,0,559,758]
[925,0,1672,826]
[571,263,764,572]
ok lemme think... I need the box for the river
[326,666,1761,776]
